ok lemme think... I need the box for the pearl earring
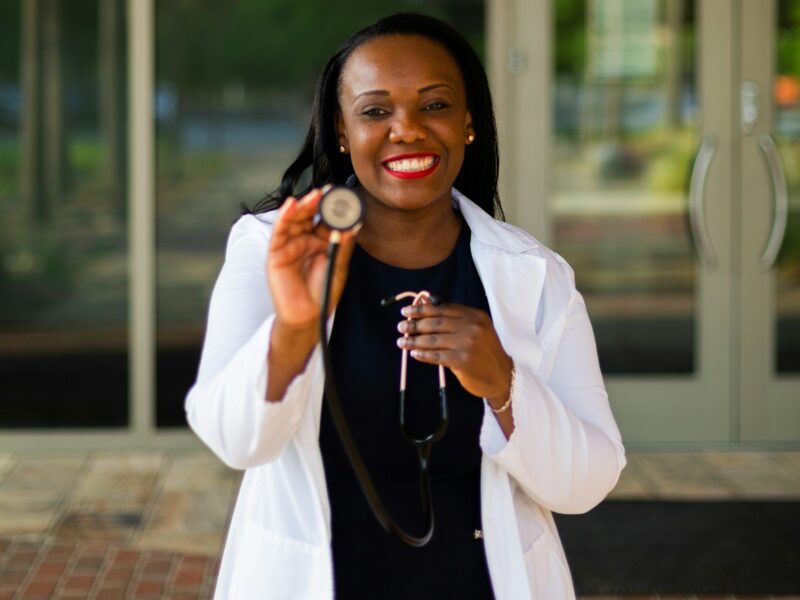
[466,133,475,144]
[339,145,347,154]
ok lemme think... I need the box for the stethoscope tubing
[319,237,437,547]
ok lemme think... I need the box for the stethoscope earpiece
[381,293,441,307]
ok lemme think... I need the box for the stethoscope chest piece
[319,186,363,231]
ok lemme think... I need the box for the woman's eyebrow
[354,89,390,100]
[418,83,454,94]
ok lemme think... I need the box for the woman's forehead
[339,34,464,96]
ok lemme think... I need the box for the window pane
[776,0,800,373]
[155,1,486,426]
[0,0,128,427]
[551,0,697,374]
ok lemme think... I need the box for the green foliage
[69,138,104,185]
[0,141,19,197]
[156,0,451,90]
[644,131,694,192]
[782,1,800,75]
[777,207,800,265]
[554,0,587,75]
[0,1,20,80]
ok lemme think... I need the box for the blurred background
[0,1,799,598]
[0,0,797,444]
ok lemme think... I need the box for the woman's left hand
[397,302,513,410]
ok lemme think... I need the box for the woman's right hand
[265,187,358,401]
[267,186,359,340]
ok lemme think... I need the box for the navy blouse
[319,220,495,598]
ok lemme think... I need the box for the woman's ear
[336,112,348,152]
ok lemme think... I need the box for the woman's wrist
[269,319,319,369]
[271,318,319,352]
[266,319,319,402]
[486,358,515,412]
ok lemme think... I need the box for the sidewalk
[1,450,799,599]
[0,451,234,599]
[1,538,216,599]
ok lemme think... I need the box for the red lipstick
[382,153,440,179]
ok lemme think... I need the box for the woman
[186,12,625,600]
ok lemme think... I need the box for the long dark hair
[251,12,502,218]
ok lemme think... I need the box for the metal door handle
[758,134,788,269]
[689,137,717,266]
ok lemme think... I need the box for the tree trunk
[20,0,41,225]
[664,0,686,129]
[42,0,64,217]
[99,0,125,217]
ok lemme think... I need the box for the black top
[319,221,494,599]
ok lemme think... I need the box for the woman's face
[336,34,473,214]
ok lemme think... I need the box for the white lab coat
[186,190,626,600]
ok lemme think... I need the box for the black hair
[251,12,502,218]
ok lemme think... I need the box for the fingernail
[410,350,420,358]
[401,306,413,317]
[396,337,407,348]
[279,197,295,213]
[321,183,333,194]
[396,321,405,333]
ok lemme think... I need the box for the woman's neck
[356,195,463,269]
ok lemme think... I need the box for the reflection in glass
[552,0,696,373]
[0,1,128,427]
[776,0,800,373]
[154,1,486,426]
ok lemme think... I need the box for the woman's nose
[388,111,427,144]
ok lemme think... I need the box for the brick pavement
[0,537,218,600]
[3,534,796,600]
[2,450,799,598]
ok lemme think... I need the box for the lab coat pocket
[514,488,574,599]
[522,535,573,600]
[229,522,328,600]
[514,485,546,553]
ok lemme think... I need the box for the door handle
[689,137,717,266]
[758,134,788,269]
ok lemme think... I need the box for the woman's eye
[423,102,449,111]
[362,108,387,117]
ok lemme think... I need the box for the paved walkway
[1,450,799,599]
[0,538,216,600]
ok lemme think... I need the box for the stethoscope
[316,186,448,547]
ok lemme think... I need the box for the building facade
[1,0,798,449]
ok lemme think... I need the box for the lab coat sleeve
[185,215,321,470]
[479,284,626,515]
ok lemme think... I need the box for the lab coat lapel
[457,192,547,600]
[456,192,546,371]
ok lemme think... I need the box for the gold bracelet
[490,364,516,414]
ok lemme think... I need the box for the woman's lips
[382,153,440,179]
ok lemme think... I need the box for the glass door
[494,0,737,443]
[739,0,800,441]
[493,0,800,444]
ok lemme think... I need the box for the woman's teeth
[385,156,436,172]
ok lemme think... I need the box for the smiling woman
[185,12,626,600]
[336,34,474,268]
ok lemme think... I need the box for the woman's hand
[265,187,358,401]
[396,303,513,410]
[267,187,359,333]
